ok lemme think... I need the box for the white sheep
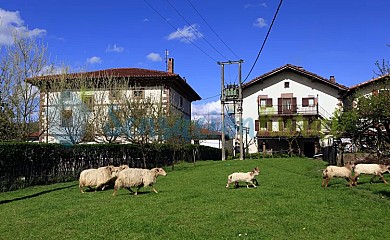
[353,163,390,185]
[79,165,126,193]
[112,167,167,196]
[322,162,354,187]
[226,167,260,189]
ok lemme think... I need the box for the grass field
[0,157,389,240]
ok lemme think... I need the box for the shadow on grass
[0,183,78,205]
[376,190,390,198]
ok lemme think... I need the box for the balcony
[258,104,319,116]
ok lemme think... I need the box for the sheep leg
[323,177,330,187]
[80,186,85,193]
[346,177,353,187]
[250,181,257,188]
[378,174,388,184]
[353,175,359,186]
[370,175,377,184]
[226,180,232,188]
[134,185,142,195]
[126,187,135,195]
[152,187,158,193]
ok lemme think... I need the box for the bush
[0,142,221,192]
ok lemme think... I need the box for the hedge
[0,142,221,192]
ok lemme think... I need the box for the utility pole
[238,60,244,160]
[218,60,244,161]
[220,63,226,161]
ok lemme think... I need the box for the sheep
[79,165,127,193]
[353,163,390,185]
[226,167,260,189]
[321,161,355,187]
[112,167,167,196]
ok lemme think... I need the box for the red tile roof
[349,74,390,90]
[26,67,201,101]
[243,64,348,90]
[28,68,177,81]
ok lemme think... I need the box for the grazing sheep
[112,167,167,196]
[79,165,124,193]
[226,167,260,189]
[353,163,390,185]
[322,162,355,187]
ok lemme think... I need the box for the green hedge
[0,143,221,192]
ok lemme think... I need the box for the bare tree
[0,32,53,141]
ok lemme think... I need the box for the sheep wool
[353,164,390,185]
[322,162,354,187]
[226,167,260,189]
[79,166,117,193]
[113,167,167,196]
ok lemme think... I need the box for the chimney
[329,76,336,83]
[168,58,174,73]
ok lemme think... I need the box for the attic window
[284,82,290,88]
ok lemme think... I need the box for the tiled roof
[243,64,348,90]
[28,68,177,81]
[26,67,201,101]
[349,74,390,90]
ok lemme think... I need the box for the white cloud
[106,44,124,53]
[86,56,102,64]
[143,18,149,22]
[167,24,203,43]
[146,52,162,62]
[192,100,221,121]
[253,18,267,28]
[0,8,46,45]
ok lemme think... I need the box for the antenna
[165,49,169,72]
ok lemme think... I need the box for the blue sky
[1,0,390,117]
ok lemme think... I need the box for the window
[302,97,315,107]
[260,99,267,107]
[282,98,292,111]
[260,119,267,130]
[284,82,290,88]
[308,98,315,107]
[133,88,144,98]
[258,96,272,107]
[278,97,297,114]
[179,96,183,107]
[82,95,94,111]
[61,109,73,127]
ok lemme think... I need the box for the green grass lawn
[0,157,389,240]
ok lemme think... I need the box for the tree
[0,32,53,141]
[331,61,390,156]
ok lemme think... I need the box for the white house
[26,59,201,144]
[240,64,348,157]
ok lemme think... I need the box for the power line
[143,0,218,62]
[243,0,283,83]
[197,93,221,101]
[165,0,229,61]
[186,0,241,60]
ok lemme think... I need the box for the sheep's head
[154,168,167,176]
[345,161,355,170]
[252,167,260,176]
